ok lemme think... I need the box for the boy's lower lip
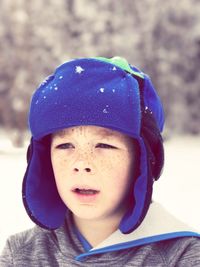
[72,191,100,203]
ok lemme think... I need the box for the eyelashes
[95,143,117,149]
[55,143,117,150]
[56,143,74,149]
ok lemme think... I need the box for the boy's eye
[96,143,117,149]
[55,143,116,149]
[56,143,74,149]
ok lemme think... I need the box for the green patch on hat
[93,56,144,79]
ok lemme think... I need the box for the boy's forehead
[52,125,121,138]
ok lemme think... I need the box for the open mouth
[73,188,99,195]
[72,187,100,197]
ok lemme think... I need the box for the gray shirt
[1,224,200,266]
[1,203,200,266]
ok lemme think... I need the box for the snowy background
[0,133,200,252]
[0,0,200,253]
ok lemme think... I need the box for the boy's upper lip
[71,185,100,192]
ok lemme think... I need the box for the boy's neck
[72,214,121,248]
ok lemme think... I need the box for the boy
[0,56,200,266]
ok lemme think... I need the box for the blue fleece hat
[22,56,164,233]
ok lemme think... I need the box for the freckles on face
[50,125,136,220]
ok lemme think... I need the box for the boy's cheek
[51,152,68,166]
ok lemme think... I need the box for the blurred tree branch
[0,0,200,146]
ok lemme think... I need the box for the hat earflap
[22,137,67,229]
[141,109,164,180]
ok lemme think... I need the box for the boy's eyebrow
[52,128,116,138]
[97,129,115,137]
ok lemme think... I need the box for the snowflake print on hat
[75,66,85,74]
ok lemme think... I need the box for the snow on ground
[153,135,200,230]
[0,135,200,251]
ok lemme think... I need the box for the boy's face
[51,125,136,223]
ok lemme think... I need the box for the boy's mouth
[73,188,99,195]
[71,186,100,202]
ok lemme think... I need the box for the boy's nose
[72,159,94,174]
[74,167,91,173]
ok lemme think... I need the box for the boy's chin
[71,207,124,224]
[71,207,104,222]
